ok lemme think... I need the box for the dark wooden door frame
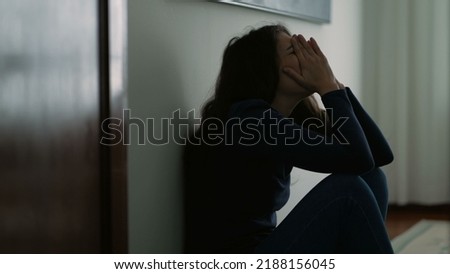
[98,0,128,253]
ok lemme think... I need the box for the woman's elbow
[341,146,375,174]
[375,150,394,167]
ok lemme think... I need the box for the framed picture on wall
[211,0,331,23]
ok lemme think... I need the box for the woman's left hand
[335,79,345,89]
[283,35,340,96]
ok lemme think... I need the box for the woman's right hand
[283,35,340,96]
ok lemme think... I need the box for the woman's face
[275,32,312,99]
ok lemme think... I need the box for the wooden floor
[385,204,450,239]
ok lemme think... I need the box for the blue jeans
[254,168,393,253]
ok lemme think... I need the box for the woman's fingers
[283,67,308,88]
[283,67,301,80]
[291,35,305,62]
[296,34,315,56]
[293,35,325,59]
[309,37,325,58]
[287,35,339,94]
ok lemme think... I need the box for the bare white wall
[127,0,363,253]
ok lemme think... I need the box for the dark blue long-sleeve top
[184,88,394,253]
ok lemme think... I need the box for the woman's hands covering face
[283,34,342,96]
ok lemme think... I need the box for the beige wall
[127,0,363,253]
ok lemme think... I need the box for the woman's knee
[321,173,375,198]
[360,167,389,218]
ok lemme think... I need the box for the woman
[184,24,394,253]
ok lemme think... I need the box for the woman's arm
[228,34,377,174]
[229,92,375,174]
[344,88,394,167]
